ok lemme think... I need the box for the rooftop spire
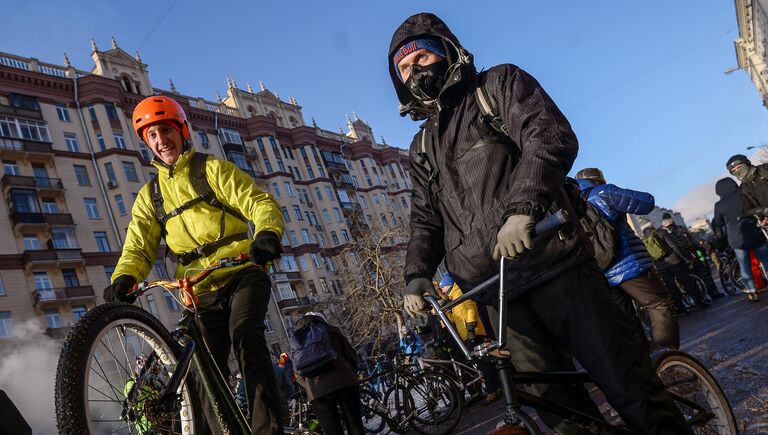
[63,52,71,68]
[111,36,118,49]
[135,51,142,62]
[216,91,222,102]
[91,38,98,52]
[169,78,177,93]
[259,80,266,91]
[247,82,254,93]
[312,117,318,127]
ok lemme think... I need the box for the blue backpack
[290,320,337,376]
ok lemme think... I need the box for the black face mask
[405,60,449,102]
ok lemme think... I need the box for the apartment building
[0,38,412,357]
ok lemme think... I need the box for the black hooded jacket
[390,13,591,302]
[713,177,766,250]
[739,163,768,212]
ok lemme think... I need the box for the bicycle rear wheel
[405,371,462,435]
[653,350,737,434]
[55,303,204,434]
[359,388,387,433]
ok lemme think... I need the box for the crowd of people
[95,9,768,435]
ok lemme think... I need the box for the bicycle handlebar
[426,209,570,360]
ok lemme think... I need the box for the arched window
[122,76,133,93]
[289,116,298,128]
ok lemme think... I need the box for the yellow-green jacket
[445,284,488,341]
[113,149,284,295]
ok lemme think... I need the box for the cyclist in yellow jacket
[438,272,500,404]
[103,96,285,434]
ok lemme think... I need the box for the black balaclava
[405,59,449,102]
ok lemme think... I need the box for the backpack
[149,152,249,265]
[642,231,672,261]
[577,189,622,270]
[476,77,621,270]
[290,319,338,377]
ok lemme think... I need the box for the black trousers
[615,269,680,350]
[500,263,692,435]
[692,259,722,298]
[657,262,707,310]
[311,385,365,435]
[194,267,283,435]
[465,336,500,394]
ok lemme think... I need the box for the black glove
[465,322,477,341]
[403,277,437,318]
[103,275,137,303]
[249,231,282,265]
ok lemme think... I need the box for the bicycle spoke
[91,355,125,402]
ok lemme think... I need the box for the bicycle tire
[359,388,387,434]
[405,371,462,435]
[55,303,205,434]
[719,263,738,296]
[727,259,746,294]
[653,350,738,434]
[383,384,412,433]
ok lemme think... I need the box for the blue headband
[393,37,446,79]
[439,272,454,288]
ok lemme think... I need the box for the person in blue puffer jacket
[575,168,679,350]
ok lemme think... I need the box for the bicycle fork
[158,334,196,410]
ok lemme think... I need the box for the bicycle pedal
[488,349,511,358]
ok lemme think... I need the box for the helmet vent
[154,111,166,116]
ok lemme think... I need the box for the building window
[0,311,12,338]
[33,271,52,291]
[316,233,326,248]
[288,231,298,246]
[298,255,309,271]
[257,137,265,152]
[84,198,100,219]
[56,103,70,122]
[281,207,291,223]
[322,209,331,223]
[154,259,170,279]
[0,276,5,296]
[113,132,126,150]
[41,199,58,214]
[315,187,323,202]
[341,229,350,243]
[63,269,79,287]
[3,160,19,175]
[74,165,90,186]
[263,158,273,173]
[94,231,110,252]
[138,143,151,161]
[72,305,87,321]
[333,207,342,222]
[325,186,334,201]
[301,229,311,244]
[373,194,380,206]
[146,294,159,317]
[115,194,126,215]
[64,133,80,152]
[3,117,51,142]
[106,162,118,183]
[317,166,326,178]
[164,292,180,311]
[122,161,139,182]
[198,131,209,147]
[284,182,295,197]
[306,165,315,179]
[44,309,63,329]
[271,182,281,198]
[23,235,41,250]
[276,159,286,172]
[87,105,97,121]
[402,197,409,209]
[311,253,321,269]
[104,266,115,283]
[51,227,78,249]
[219,128,243,145]
[95,133,106,151]
[11,189,39,213]
[293,205,303,221]
[331,231,339,245]
[281,255,298,272]
[265,318,274,333]
[382,216,389,227]
[105,103,119,120]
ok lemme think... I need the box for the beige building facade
[0,38,412,359]
[734,0,768,108]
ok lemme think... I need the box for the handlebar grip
[533,209,569,236]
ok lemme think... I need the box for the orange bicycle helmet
[132,96,190,142]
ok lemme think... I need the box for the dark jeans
[311,385,365,435]
[194,267,283,435]
[500,263,691,435]
[615,269,680,350]
[657,262,707,310]
[735,245,768,292]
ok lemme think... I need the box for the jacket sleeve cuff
[503,202,546,221]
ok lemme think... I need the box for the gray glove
[403,278,437,318]
[493,215,535,259]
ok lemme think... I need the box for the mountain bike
[285,389,321,435]
[419,354,484,404]
[55,253,257,434]
[358,353,461,434]
[425,210,738,434]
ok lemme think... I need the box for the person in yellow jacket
[103,96,285,434]
[438,272,500,404]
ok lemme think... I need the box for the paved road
[441,292,768,434]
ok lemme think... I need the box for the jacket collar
[151,148,195,178]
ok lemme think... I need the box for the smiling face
[144,122,184,165]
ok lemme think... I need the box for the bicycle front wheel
[359,388,387,434]
[55,303,204,434]
[405,371,462,435]
[653,350,737,434]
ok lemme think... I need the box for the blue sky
[3,1,767,221]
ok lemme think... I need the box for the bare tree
[324,210,409,355]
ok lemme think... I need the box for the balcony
[44,326,72,340]
[0,103,43,121]
[324,160,348,171]
[44,213,75,226]
[33,285,96,307]
[2,175,64,193]
[0,137,54,156]
[271,271,303,283]
[22,248,84,268]
[277,296,310,312]
[223,142,245,155]
[9,212,74,229]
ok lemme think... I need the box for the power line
[137,0,177,50]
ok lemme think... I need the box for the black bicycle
[55,254,257,434]
[425,211,738,434]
